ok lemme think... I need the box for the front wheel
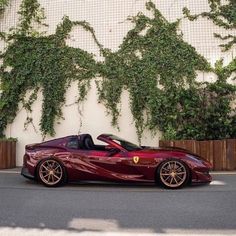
[157,159,189,189]
[37,158,65,187]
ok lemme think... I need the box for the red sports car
[21,133,212,189]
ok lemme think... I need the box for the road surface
[0,169,235,236]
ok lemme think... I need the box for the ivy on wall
[0,0,99,137]
[0,0,236,141]
[181,0,236,140]
[0,0,9,16]
[183,0,236,51]
[97,2,211,140]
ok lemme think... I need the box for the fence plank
[159,140,172,147]
[226,139,236,171]
[12,141,16,168]
[2,141,7,169]
[213,140,226,170]
[0,142,3,169]
[196,141,214,165]
[173,140,197,154]
[0,141,16,169]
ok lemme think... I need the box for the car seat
[78,134,95,150]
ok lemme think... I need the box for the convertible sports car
[21,133,212,189]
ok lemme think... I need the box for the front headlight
[186,154,203,164]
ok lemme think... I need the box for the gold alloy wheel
[160,160,187,188]
[39,160,63,186]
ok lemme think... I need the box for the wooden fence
[159,139,236,171]
[0,140,16,169]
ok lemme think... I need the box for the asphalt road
[0,169,236,236]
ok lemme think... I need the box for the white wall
[1,0,236,166]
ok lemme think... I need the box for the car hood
[141,146,210,164]
[140,146,204,158]
[141,146,192,154]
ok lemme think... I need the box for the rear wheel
[37,159,65,187]
[157,159,189,189]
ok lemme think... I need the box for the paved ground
[0,169,236,236]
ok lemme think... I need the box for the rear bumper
[21,167,35,180]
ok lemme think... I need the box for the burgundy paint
[22,134,212,185]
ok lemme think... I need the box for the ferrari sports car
[21,133,212,189]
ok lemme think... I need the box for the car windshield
[109,135,142,151]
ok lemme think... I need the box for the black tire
[37,158,65,187]
[156,159,190,189]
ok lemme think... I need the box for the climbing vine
[0,0,9,16]
[0,0,99,137]
[0,0,236,141]
[97,2,210,140]
[183,0,236,51]
[181,0,236,140]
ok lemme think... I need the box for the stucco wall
[1,0,236,166]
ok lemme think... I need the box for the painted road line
[0,170,21,174]
[210,180,226,185]
[211,172,236,175]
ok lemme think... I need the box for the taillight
[25,142,40,151]
[23,154,31,166]
[23,154,27,166]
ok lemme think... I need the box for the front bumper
[191,170,212,184]
[21,167,35,180]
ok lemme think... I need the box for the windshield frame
[108,135,142,151]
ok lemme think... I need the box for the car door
[66,136,145,182]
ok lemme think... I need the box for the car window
[67,137,79,149]
[109,135,142,151]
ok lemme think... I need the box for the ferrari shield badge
[133,156,140,164]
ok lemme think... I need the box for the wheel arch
[154,157,192,186]
[35,156,68,183]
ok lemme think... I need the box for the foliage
[181,0,236,140]
[0,0,9,16]
[0,1,98,138]
[171,79,236,140]
[0,137,17,141]
[97,2,210,140]
[183,0,236,51]
[0,0,236,141]
[17,0,47,35]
